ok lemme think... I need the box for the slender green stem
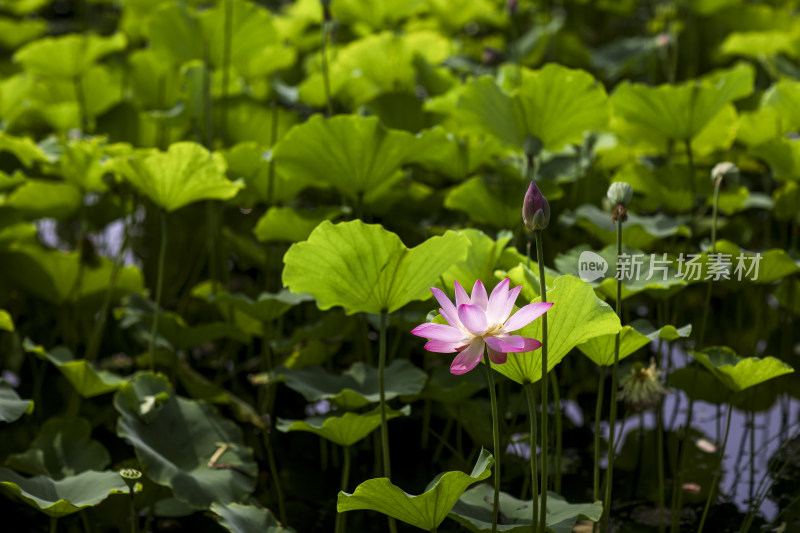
[129,488,137,533]
[220,0,232,141]
[320,15,333,116]
[749,409,755,503]
[603,217,624,531]
[550,370,562,494]
[657,402,665,533]
[593,367,605,502]
[50,517,57,533]
[671,397,697,533]
[74,76,88,132]
[377,312,397,533]
[534,229,549,532]
[699,177,722,347]
[81,510,91,533]
[335,446,351,533]
[697,402,733,533]
[525,382,540,532]
[484,352,501,533]
[263,429,288,525]
[148,210,168,371]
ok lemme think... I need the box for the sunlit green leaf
[4,179,82,219]
[690,346,794,393]
[337,449,493,530]
[24,340,125,398]
[108,142,242,212]
[0,16,47,50]
[0,309,14,332]
[283,220,469,314]
[444,174,525,229]
[277,405,410,447]
[440,229,513,295]
[14,32,126,78]
[273,115,417,203]
[492,275,622,385]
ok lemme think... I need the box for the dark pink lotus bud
[522,181,549,231]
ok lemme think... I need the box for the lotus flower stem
[699,175,723,347]
[524,381,540,532]
[220,0,232,141]
[697,401,733,533]
[483,352,501,533]
[534,229,549,532]
[50,517,57,533]
[603,213,624,532]
[550,370,563,494]
[148,209,168,371]
[73,76,88,132]
[593,366,605,502]
[267,100,279,206]
[657,401,666,533]
[263,429,288,525]
[335,445,351,533]
[377,311,398,533]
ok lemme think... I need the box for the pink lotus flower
[412,279,553,375]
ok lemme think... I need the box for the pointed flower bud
[711,162,739,184]
[607,182,633,207]
[522,181,550,231]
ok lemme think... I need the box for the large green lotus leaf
[211,502,294,533]
[560,204,690,251]
[6,417,110,478]
[274,360,427,410]
[405,128,501,179]
[0,310,13,331]
[254,206,346,243]
[774,181,800,221]
[492,276,621,385]
[53,138,116,192]
[0,0,49,16]
[721,30,796,59]
[553,244,685,300]
[0,243,143,305]
[146,2,203,66]
[282,220,468,314]
[0,15,46,49]
[331,0,424,30]
[775,278,800,315]
[456,64,609,151]
[272,115,417,202]
[23,340,125,398]
[690,346,794,393]
[198,0,294,78]
[277,405,410,447]
[0,468,127,518]
[667,365,730,406]
[299,31,450,107]
[0,379,33,423]
[108,142,242,212]
[439,229,513,292]
[510,64,610,151]
[14,32,126,78]
[115,294,250,350]
[610,63,753,142]
[127,48,181,111]
[0,131,49,167]
[114,373,257,510]
[444,175,525,229]
[337,448,493,530]
[449,485,603,533]
[577,325,649,367]
[4,179,82,219]
[737,106,783,147]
